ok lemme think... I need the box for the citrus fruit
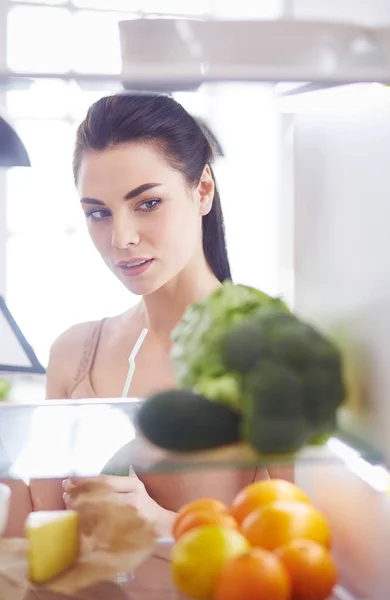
[276,539,337,600]
[231,479,311,525]
[174,510,238,541]
[172,498,229,539]
[178,498,229,517]
[215,548,291,600]
[171,524,250,600]
[241,500,331,550]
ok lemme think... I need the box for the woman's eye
[85,209,111,221]
[138,199,161,211]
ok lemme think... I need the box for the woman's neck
[140,256,222,341]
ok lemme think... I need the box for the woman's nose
[111,214,140,249]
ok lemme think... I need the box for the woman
[30,93,291,537]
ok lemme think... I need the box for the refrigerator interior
[2,7,390,599]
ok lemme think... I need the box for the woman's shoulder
[46,306,141,399]
[46,319,104,399]
[50,319,102,358]
[49,307,140,371]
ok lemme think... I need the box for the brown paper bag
[0,481,157,599]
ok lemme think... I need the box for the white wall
[293,106,390,464]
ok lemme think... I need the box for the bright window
[7,6,72,73]
[71,0,140,10]
[141,0,211,15]
[72,11,135,74]
[10,0,67,4]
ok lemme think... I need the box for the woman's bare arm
[0,479,32,538]
[30,323,94,511]
[45,323,92,400]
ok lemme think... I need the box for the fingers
[97,474,140,492]
[62,492,73,509]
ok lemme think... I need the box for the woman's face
[77,142,213,296]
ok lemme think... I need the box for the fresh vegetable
[136,389,241,452]
[0,378,11,401]
[225,310,344,447]
[171,281,289,407]
[241,361,309,453]
[170,284,345,453]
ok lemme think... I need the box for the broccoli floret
[220,309,299,374]
[302,365,345,426]
[261,318,345,428]
[223,310,345,446]
[244,361,304,417]
[220,319,264,374]
[242,361,310,453]
[194,373,243,409]
[171,282,290,389]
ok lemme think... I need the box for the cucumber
[136,389,241,452]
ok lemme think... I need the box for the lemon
[171,524,250,599]
[26,511,80,583]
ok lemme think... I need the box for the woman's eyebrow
[124,183,162,200]
[80,183,162,205]
[80,197,104,205]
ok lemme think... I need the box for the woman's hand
[62,470,176,538]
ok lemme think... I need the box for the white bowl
[0,483,11,536]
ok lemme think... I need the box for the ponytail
[202,166,232,282]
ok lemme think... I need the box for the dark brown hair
[73,93,231,283]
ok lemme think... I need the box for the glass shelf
[17,581,361,600]
[0,400,385,481]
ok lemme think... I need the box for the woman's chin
[120,277,163,297]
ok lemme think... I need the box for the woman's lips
[115,258,154,277]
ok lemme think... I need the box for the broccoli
[171,282,345,455]
[194,373,242,408]
[241,361,310,453]
[222,310,345,448]
[171,281,289,407]
[221,308,298,374]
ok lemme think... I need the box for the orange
[231,479,311,525]
[174,510,238,541]
[276,539,338,600]
[241,500,331,551]
[215,548,291,600]
[172,498,229,539]
[171,524,250,600]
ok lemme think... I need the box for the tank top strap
[68,318,106,398]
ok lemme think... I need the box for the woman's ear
[197,165,215,216]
